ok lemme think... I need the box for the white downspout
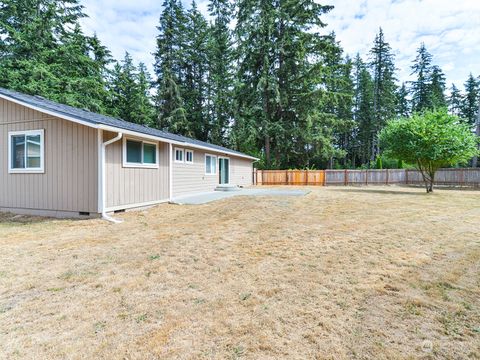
[169,143,173,201]
[98,130,123,223]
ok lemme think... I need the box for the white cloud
[325,0,480,88]
[80,0,480,89]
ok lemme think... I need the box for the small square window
[175,148,184,163]
[9,129,44,173]
[185,150,193,163]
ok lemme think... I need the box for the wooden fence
[254,168,480,187]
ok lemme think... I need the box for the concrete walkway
[171,188,309,205]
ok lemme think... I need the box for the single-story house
[0,87,257,220]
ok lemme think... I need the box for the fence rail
[254,168,480,187]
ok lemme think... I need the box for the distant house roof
[0,87,258,160]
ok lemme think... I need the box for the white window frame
[185,149,194,164]
[122,137,159,169]
[8,129,45,174]
[205,154,217,175]
[174,147,184,163]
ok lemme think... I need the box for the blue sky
[80,0,480,90]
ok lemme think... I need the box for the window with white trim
[185,150,194,164]
[8,129,44,173]
[175,148,184,163]
[205,154,217,175]
[123,138,158,168]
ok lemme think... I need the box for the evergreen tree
[410,43,433,112]
[0,0,111,113]
[448,83,462,116]
[353,54,374,165]
[428,65,446,109]
[183,1,210,141]
[109,53,155,125]
[154,0,189,134]
[368,28,397,160]
[234,0,345,169]
[461,73,480,126]
[396,83,410,117]
[207,0,234,145]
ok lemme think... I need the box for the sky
[80,0,480,89]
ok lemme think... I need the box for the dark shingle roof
[0,87,257,160]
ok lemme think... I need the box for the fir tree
[396,83,410,118]
[461,73,480,126]
[410,43,433,112]
[447,83,462,116]
[154,0,189,134]
[428,65,446,109]
[207,0,234,145]
[368,28,397,160]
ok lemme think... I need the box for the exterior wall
[0,98,98,214]
[172,147,253,197]
[230,157,254,187]
[104,132,170,209]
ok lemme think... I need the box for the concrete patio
[171,187,309,205]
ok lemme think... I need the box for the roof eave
[0,92,259,161]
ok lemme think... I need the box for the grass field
[1,186,479,359]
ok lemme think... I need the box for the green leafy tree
[379,110,478,192]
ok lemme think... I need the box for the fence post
[365,169,368,185]
[344,169,348,186]
[286,170,289,185]
[405,169,408,185]
[323,170,326,186]
[305,169,309,185]
[386,168,389,185]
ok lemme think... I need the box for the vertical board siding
[172,149,254,197]
[104,132,169,208]
[0,99,98,213]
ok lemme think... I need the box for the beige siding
[230,157,254,187]
[172,148,253,197]
[0,98,98,214]
[104,132,170,209]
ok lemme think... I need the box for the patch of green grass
[149,254,160,261]
[240,293,251,301]
[47,287,64,292]
[94,321,106,333]
[135,313,148,323]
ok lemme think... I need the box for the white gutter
[98,130,123,223]
[169,143,173,201]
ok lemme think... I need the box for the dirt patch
[0,186,479,359]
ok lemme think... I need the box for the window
[123,138,158,168]
[205,154,217,175]
[185,150,194,164]
[8,129,44,173]
[175,148,184,163]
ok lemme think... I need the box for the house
[0,87,257,220]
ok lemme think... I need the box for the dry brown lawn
[0,186,479,360]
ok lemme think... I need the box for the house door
[219,157,230,185]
